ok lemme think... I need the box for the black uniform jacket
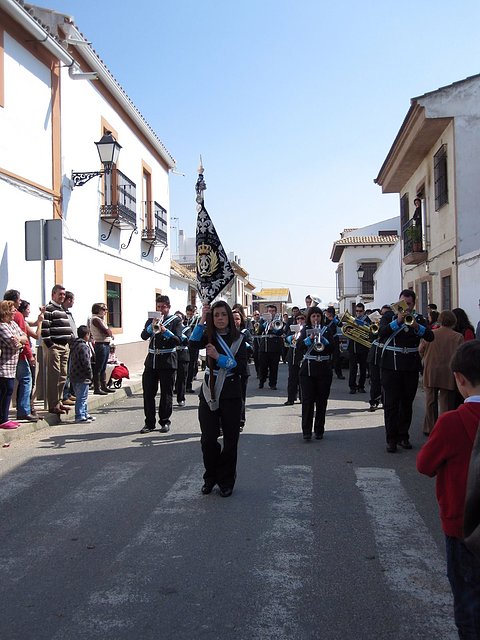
[377,310,434,372]
[257,320,286,354]
[190,327,248,400]
[285,326,304,367]
[296,324,334,377]
[141,315,183,370]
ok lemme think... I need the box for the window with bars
[360,262,377,295]
[337,265,344,298]
[442,275,452,311]
[400,193,409,230]
[434,145,448,210]
[106,280,122,328]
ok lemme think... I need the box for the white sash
[202,333,243,412]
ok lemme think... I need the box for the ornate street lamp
[71,131,122,187]
[357,265,365,280]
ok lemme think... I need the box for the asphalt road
[0,364,457,640]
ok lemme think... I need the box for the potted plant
[406,224,422,252]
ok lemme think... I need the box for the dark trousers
[259,351,281,387]
[198,395,242,489]
[0,377,15,423]
[93,342,109,379]
[253,342,260,376]
[369,362,382,406]
[186,347,199,390]
[299,373,332,437]
[287,362,300,403]
[332,338,343,377]
[142,367,175,428]
[446,535,480,639]
[175,360,189,402]
[381,368,419,443]
[240,375,248,423]
[349,349,368,390]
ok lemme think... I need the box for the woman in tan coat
[420,310,464,435]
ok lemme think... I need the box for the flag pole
[195,158,216,400]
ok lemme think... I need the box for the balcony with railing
[141,201,168,259]
[402,218,427,265]
[100,170,137,229]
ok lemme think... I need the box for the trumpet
[151,315,164,333]
[271,314,284,331]
[313,333,325,352]
[391,300,415,326]
[308,326,325,352]
[391,299,408,315]
[369,323,379,336]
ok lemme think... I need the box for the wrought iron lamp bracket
[71,170,104,187]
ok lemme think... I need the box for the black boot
[101,373,116,393]
[93,374,108,396]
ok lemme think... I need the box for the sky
[44,0,480,307]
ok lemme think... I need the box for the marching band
[140,291,442,456]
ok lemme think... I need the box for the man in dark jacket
[379,289,434,452]
[140,295,183,434]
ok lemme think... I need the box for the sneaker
[177,400,186,407]
[86,415,97,421]
[75,418,92,424]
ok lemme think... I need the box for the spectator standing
[18,300,44,416]
[452,308,476,341]
[41,285,74,414]
[62,291,77,404]
[3,289,36,421]
[419,310,464,435]
[0,300,27,428]
[417,341,480,638]
[69,325,95,424]
[89,303,115,396]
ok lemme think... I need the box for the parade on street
[0,365,457,640]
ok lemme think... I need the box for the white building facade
[0,0,182,370]
[330,217,401,314]
[375,74,480,321]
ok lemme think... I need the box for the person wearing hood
[417,340,480,638]
[69,325,95,424]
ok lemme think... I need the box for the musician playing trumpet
[139,295,183,434]
[379,289,434,452]
[257,304,286,391]
[296,306,335,440]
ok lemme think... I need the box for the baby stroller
[107,363,130,389]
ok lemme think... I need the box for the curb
[1,373,144,447]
